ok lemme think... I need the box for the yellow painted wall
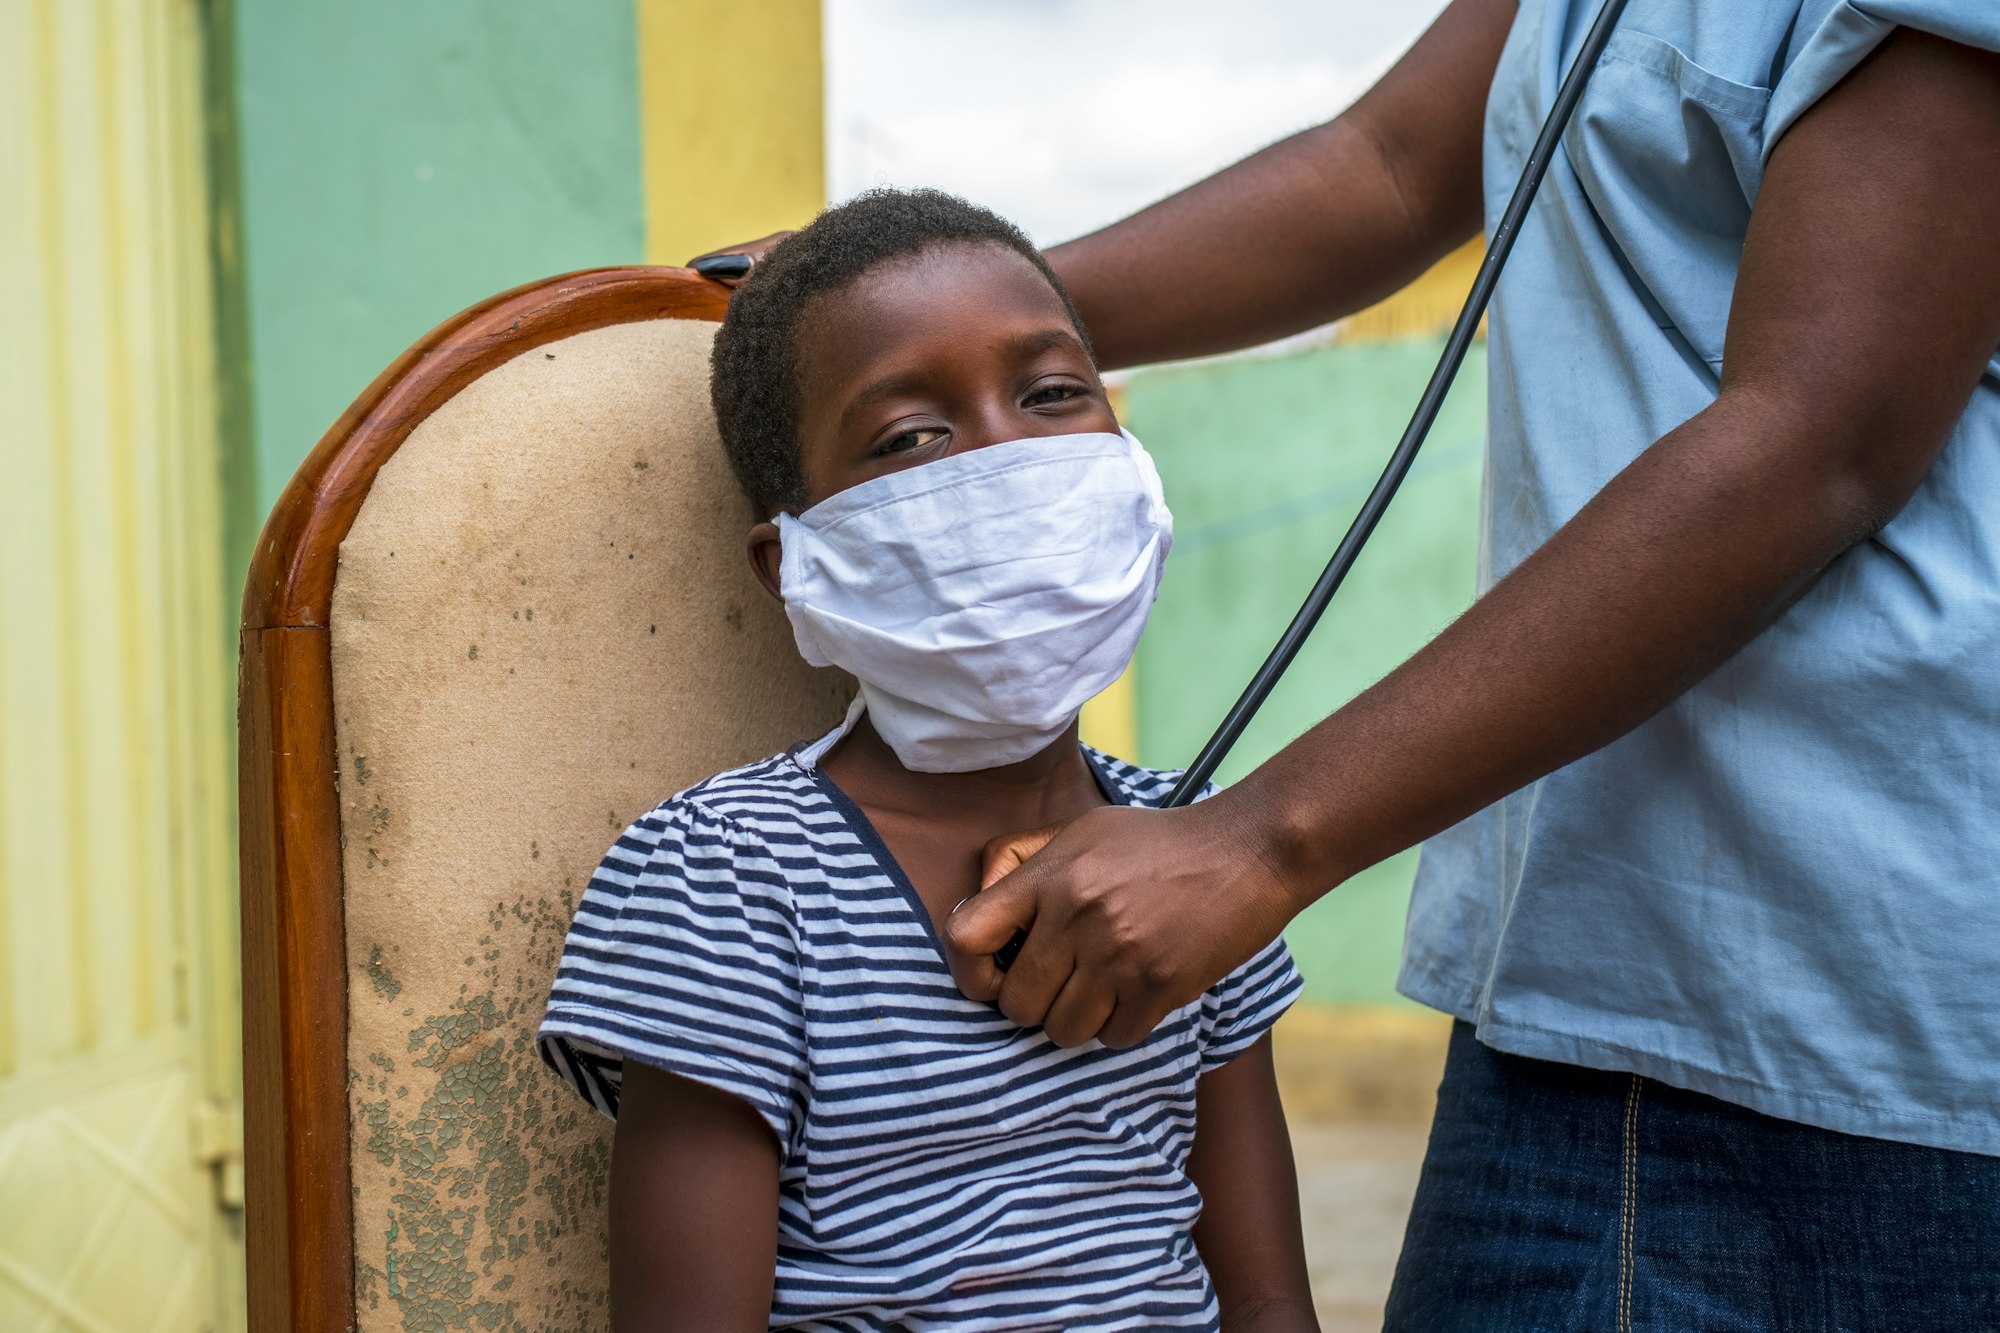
[638,0,827,263]
[0,0,243,1327]
[1079,663,1139,759]
[0,1,831,1323]
[1339,237,1483,344]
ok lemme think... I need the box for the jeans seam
[1621,1075,1644,1333]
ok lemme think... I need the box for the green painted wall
[231,0,646,514]
[1123,338,1487,1005]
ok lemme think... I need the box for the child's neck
[817,714,1110,933]
[819,714,1106,832]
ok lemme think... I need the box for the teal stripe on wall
[231,0,646,515]
[1124,338,1487,1005]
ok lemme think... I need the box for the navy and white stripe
[538,733,1302,1331]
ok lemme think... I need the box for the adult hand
[943,792,1305,1048]
[687,232,794,286]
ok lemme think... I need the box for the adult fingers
[686,231,795,286]
[944,866,1038,957]
[980,821,1067,892]
[1099,997,1176,1051]
[943,873,1037,1003]
[993,926,1072,1031]
[944,927,1004,1005]
[1041,972,1116,1049]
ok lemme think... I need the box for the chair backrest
[238,268,851,1332]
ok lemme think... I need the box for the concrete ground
[1270,1005,1451,1333]
[1290,1122,1430,1332]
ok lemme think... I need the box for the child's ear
[746,522,784,601]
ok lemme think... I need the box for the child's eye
[876,427,946,456]
[1025,383,1087,408]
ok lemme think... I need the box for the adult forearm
[1231,392,1887,903]
[1227,25,2000,900]
[1049,0,1512,370]
[1226,29,2000,893]
[1049,121,1457,369]
[949,385,1948,1043]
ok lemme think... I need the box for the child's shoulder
[628,747,831,845]
[594,749,833,910]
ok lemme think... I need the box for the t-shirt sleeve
[1162,773,1305,1071]
[1198,935,1305,1074]
[536,797,807,1154]
[1767,0,2000,159]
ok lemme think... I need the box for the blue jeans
[1384,1022,2000,1332]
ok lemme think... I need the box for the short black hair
[709,188,1092,517]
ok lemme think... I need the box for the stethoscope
[997,0,1631,969]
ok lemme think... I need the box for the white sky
[825,0,1452,247]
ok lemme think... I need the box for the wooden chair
[238,268,850,1331]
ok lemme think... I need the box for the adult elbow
[1824,411,1954,543]
[1720,380,1953,546]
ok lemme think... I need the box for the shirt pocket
[1565,28,1773,368]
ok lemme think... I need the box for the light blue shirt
[1404,0,2000,1155]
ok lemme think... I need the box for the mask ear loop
[993,0,1634,973]
[796,695,867,772]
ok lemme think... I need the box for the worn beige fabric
[330,318,850,1331]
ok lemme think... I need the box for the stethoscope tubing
[1159,0,1634,809]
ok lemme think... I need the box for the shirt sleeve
[1767,0,2000,158]
[536,797,808,1156]
[1198,936,1306,1074]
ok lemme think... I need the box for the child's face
[794,240,1117,505]
[747,240,1118,596]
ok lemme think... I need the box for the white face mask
[777,429,1173,772]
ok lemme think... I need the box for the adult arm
[691,0,1515,370]
[947,28,2000,1046]
[1187,1037,1320,1331]
[610,1060,779,1331]
[1044,0,1512,368]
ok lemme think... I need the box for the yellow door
[0,1,244,1328]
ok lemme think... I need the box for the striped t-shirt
[537,730,1302,1331]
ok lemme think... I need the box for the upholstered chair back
[239,270,849,1332]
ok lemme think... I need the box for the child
[538,189,1317,1332]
